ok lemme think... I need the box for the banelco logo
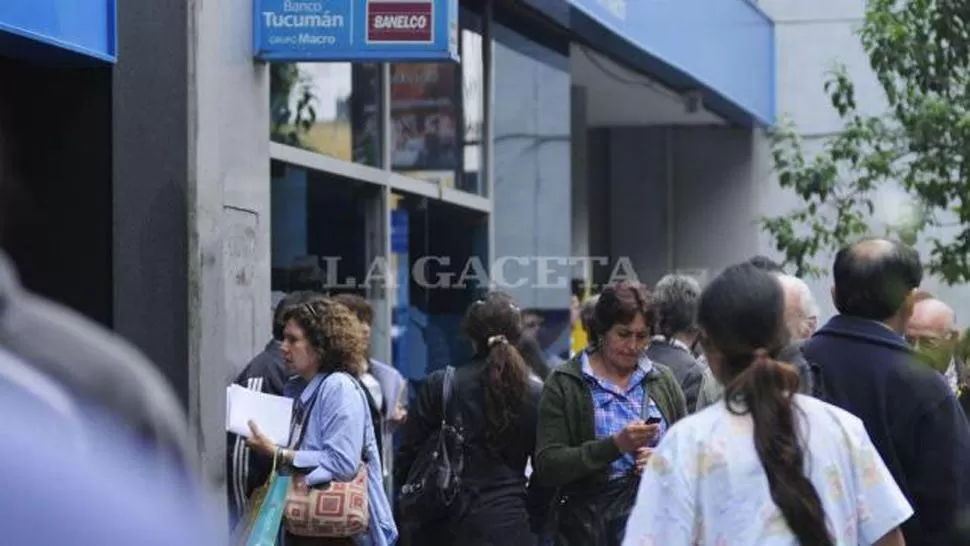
[284,256,642,289]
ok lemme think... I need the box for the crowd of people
[223,236,970,546]
[5,233,970,545]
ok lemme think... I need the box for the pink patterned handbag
[282,372,371,538]
[282,464,369,537]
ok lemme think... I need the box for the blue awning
[0,0,116,63]
[566,0,775,127]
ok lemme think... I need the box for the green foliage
[763,0,970,284]
[270,64,318,147]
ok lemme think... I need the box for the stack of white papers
[225,384,294,446]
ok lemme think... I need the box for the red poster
[367,0,434,43]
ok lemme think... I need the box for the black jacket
[395,360,545,546]
[226,340,289,522]
[646,340,705,411]
[803,315,970,545]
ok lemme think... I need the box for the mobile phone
[645,416,662,425]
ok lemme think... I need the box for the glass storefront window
[270,162,380,293]
[390,190,488,390]
[269,63,380,167]
[389,9,485,195]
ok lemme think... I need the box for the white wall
[492,26,572,310]
[758,0,970,325]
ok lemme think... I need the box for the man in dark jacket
[803,238,970,545]
[647,274,705,411]
[226,290,317,524]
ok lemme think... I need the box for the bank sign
[254,0,459,62]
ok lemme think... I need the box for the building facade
[758,0,970,322]
[1,0,776,512]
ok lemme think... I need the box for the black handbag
[549,475,640,546]
[397,366,465,520]
[549,377,657,546]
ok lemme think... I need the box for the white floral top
[622,394,913,545]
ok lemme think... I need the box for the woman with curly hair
[395,291,544,546]
[246,298,397,546]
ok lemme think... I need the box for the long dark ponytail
[700,264,833,546]
[462,291,530,453]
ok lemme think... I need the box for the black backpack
[398,366,465,520]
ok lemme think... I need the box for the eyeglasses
[906,331,957,349]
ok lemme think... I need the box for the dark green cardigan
[533,354,687,490]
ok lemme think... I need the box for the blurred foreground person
[396,292,544,546]
[0,348,217,546]
[623,263,910,546]
[0,251,195,471]
[0,88,193,471]
[804,239,970,545]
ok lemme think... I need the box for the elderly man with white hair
[777,273,820,341]
[906,292,965,394]
[695,264,822,411]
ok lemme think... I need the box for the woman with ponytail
[622,263,912,546]
[395,291,544,546]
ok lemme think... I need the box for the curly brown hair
[282,298,369,376]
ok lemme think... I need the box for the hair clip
[487,335,508,348]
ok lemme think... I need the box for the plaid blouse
[580,351,668,479]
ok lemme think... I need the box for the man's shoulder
[804,330,907,361]
[648,345,703,376]
[235,345,286,392]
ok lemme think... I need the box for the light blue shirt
[288,373,398,546]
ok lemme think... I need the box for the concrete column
[114,0,191,407]
[191,0,271,506]
[114,0,270,525]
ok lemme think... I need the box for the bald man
[803,238,970,545]
[906,295,964,393]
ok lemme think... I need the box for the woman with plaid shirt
[533,281,687,546]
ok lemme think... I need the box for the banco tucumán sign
[253,0,458,62]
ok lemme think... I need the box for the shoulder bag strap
[440,366,456,426]
[345,373,373,462]
[289,375,327,449]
